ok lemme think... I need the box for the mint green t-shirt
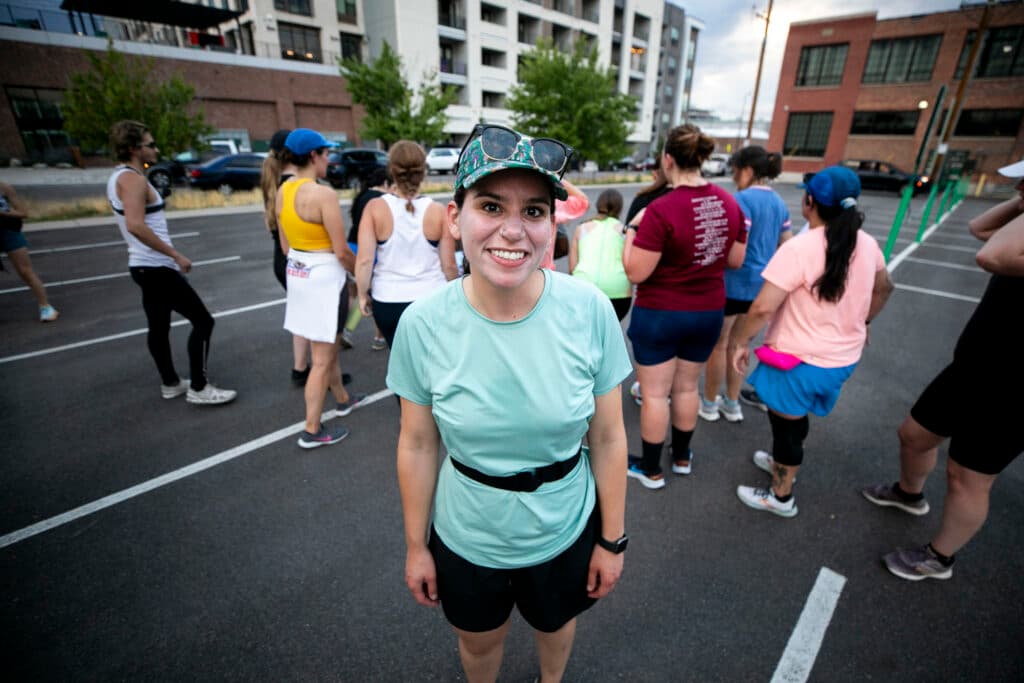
[387,270,633,569]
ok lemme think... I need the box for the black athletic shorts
[911,362,1024,475]
[724,298,753,316]
[428,507,600,633]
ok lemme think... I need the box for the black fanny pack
[450,447,582,493]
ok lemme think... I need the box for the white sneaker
[736,485,798,518]
[186,383,237,405]
[719,398,744,422]
[161,379,189,399]
[753,450,797,481]
[698,396,721,422]
[629,380,642,406]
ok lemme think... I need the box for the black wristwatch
[596,533,628,554]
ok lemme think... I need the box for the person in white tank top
[355,140,457,349]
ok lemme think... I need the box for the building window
[336,0,357,23]
[863,35,941,83]
[480,3,505,26]
[666,56,676,73]
[670,26,679,45]
[956,26,1024,79]
[795,43,848,87]
[6,87,71,162]
[439,0,465,29]
[340,32,361,62]
[274,0,311,17]
[784,112,833,157]
[850,110,920,135]
[954,109,1024,137]
[481,48,506,68]
[482,91,504,108]
[279,22,320,62]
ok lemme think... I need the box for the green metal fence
[882,177,969,262]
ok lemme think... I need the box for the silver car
[426,147,460,174]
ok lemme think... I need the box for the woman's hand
[587,546,624,599]
[733,344,750,375]
[405,545,439,607]
[359,292,372,317]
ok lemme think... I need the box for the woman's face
[733,165,754,190]
[313,148,330,179]
[448,169,553,291]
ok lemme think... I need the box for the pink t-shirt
[761,228,886,368]
[541,194,589,270]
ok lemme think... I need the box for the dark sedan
[187,153,266,192]
[326,148,388,189]
[803,160,931,196]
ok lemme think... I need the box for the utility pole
[746,0,773,146]
[929,0,994,180]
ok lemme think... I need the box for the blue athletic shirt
[387,270,633,569]
[726,185,791,302]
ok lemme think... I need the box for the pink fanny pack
[755,345,803,371]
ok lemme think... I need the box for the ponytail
[812,203,863,303]
[730,146,783,181]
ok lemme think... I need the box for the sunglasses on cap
[458,124,574,179]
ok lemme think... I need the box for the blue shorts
[749,360,857,417]
[627,306,724,365]
[1,228,27,253]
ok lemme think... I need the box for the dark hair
[359,166,390,194]
[595,189,623,219]
[663,124,715,170]
[811,199,864,303]
[730,146,782,180]
[636,155,667,198]
[110,120,150,161]
[388,140,427,213]
[281,147,325,168]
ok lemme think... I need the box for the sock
[640,439,663,473]
[671,427,693,461]
[893,482,924,502]
[774,491,793,503]
[927,543,955,566]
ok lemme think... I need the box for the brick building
[767,2,1024,185]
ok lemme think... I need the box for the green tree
[508,40,637,167]
[339,41,457,148]
[62,40,213,156]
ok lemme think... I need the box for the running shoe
[336,392,369,417]
[629,381,642,406]
[298,424,350,449]
[736,485,797,518]
[861,483,930,516]
[39,304,59,322]
[160,378,189,399]
[698,396,721,422]
[371,336,387,351]
[752,450,797,481]
[186,383,238,405]
[671,449,694,475]
[340,329,354,350]
[719,397,744,423]
[739,387,767,412]
[883,545,953,581]
[627,456,665,489]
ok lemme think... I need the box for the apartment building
[650,1,702,153]
[767,1,1024,182]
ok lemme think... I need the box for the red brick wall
[0,39,363,160]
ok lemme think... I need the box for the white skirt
[283,249,345,343]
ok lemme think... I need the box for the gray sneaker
[161,378,189,399]
[861,483,930,516]
[298,424,350,449]
[883,545,953,581]
[186,383,237,405]
[740,387,767,412]
[336,392,369,417]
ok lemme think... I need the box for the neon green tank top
[572,216,631,298]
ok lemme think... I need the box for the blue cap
[283,128,338,155]
[799,165,861,209]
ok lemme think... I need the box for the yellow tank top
[280,178,332,250]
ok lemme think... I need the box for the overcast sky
[683,0,965,123]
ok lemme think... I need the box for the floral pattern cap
[455,133,569,201]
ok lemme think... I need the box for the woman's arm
[355,198,384,315]
[585,388,627,599]
[0,182,28,218]
[569,223,583,273]
[426,203,458,281]
[726,239,747,269]
[866,267,895,322]
[732,281,788,374]
[119,172,191,272]
[969,197,1024,242]
[317,186,355,272]
[396,399,442,607]
[975,213,1024,276]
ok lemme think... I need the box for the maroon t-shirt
[633,184,747,311]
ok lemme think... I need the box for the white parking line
[770,567,846,683]
[914,242,982,254]
[0,256,240,294]
[0,388,395,550]
[887,200,962,272]
[28,232,200,255]
[0,298,285,365]
[904,256,982,272]
[895,283,981,303]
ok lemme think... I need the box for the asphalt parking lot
[1,182,1021,681]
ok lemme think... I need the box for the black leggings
[611,297,632,321]
[768,411,810,467]
[271,230,287,289]
[130,266,214,390]
[371,299,412,350]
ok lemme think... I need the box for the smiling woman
[386,124,632,682]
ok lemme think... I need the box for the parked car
[426,147,460,174]
[632,156,657,171]
[605,155,635,171]
[326,148,389,188]
[701,153,731,177]
[803,160,930,196]
[147,141,239,197]
[187,153,266,192]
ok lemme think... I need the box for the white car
[702,153,731,177]
[426,147,460,174]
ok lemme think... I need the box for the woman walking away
[570,189,632,320]
[389,124,631,682]
[355,140,457,350]
[732,165,894,517]
[700,146,791,424]
[344,166,390,350]
[277,128,367,449]
[0,182,58,322]
[622,124,748,490]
